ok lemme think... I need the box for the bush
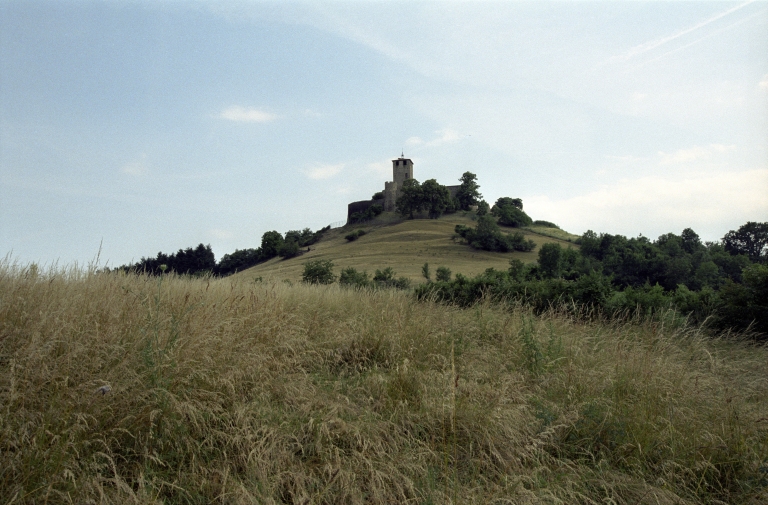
[339,267,370,288]
[302,260,336,284]
[373,267,395,282]
[532,220,560,229]
[345,229,367,242]
[436,266,452,282]
[455,216,536,253]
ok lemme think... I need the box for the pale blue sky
[1,1,767,267]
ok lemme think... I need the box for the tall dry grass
[1,261,767,504]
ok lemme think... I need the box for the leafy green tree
[476,200,490,216]
[278,240,300,258]
[455,171,482,210]
[302,260,336,284]
[492,197,533,227]
[723,222,768,263]
[371,191,384,200]
[396,179,423,219]
[436,266,452,282]
[421,179,452,219]
[508,259,525,281]
[215,248,260,276]
[260,231,284,259]
[538,243,562,279]
[681,228,703,254]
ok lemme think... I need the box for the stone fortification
[347,156,460,221]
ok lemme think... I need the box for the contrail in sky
[608,0,755,64]
[633,7,767,68]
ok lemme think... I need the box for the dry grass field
[242,212,577,283]
[2,261,767,504]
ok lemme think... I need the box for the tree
[723,222,768,263]
[260,231,284,259]
[302,260,336,284]
[476,200,490,216]
[681,228,702,254]
[396,179,423,219]
[421,179,452,219]
[491,197,532,227]
[538,243,562,279]
[455,172,482,210]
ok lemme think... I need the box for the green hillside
[242,211,579,282]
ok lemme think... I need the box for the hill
[241,211,579,282]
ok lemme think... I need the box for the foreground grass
[1,264,767,504]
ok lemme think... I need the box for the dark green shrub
[339,267,370,288]
[302,260,336,285]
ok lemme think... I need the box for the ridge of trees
[118,225,330,277]
[418,221,768,338]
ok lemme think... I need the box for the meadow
[243,212,576,283]
[1,262,767,504]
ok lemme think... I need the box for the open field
[2,262,767,504]
[242,212,578,283]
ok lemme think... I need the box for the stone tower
[384,155,413,211]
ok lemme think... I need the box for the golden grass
[242,212,575,283]
[2,262,767,504]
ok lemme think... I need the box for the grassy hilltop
[242,211,579,283]
[2,263,767,504]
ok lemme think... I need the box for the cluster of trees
[455,215,536,252]
[418,221,768,338]
[120,225,330,277]
[302,261,411,290]
[118,244,216,276]
[396,172,483,219]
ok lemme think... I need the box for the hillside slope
[242,211,579,282]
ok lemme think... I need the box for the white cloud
[219,106,277,123]
[426,128,461,147]
[658,144,736,165]
[405,136,424,146]
[302,163,344,180]
[760,75,768,89]
[368,160,391,177]
[526,169,768,240]
[121,155,148,176]
[209,229,233,240]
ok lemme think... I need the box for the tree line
[417,221,768,338]
[116,225,330,277]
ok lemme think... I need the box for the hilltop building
[347,155,460,221]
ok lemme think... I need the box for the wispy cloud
[219,106,277,123]
[405,128,463,149]
[121,155,148,176]
[209,229,233,240]
[405,136,424,146]
[526,169,768,240]
[658,144,736,165]
[368,160,391,177]
[302,163,344,180]
[760,75,768,89]
[608,1,754,64]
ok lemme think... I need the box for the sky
[1,1,767,268]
